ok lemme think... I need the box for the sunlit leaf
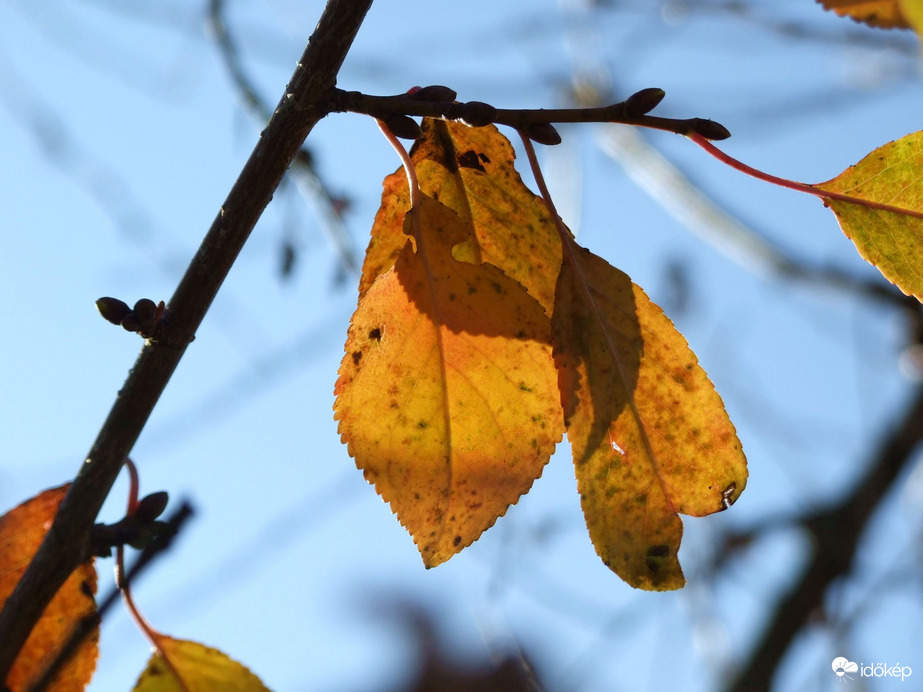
[360,119,561,313]
[552,242,747,590]
[336,194,563,566]
[817,0,911,28]
[1,485,98,691]
[133,637,271,692]
[817,131,923,301]
[901,0,923,36]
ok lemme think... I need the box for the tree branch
[0,0,373,679]
[331,88,732,140]
[28,502,194,692]
[727,382,923,692]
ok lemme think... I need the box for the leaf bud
[135,491,170,523]
[410,85,458,102]
[383,114,423,140]
[133,298,158,329]
[523,122,562,146]
[96,297,132,326]
[120,313,143,333]
[624,88,666,117]
[690,118,731,141]
[458,101,498,127]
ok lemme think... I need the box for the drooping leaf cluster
[334,120,748,590]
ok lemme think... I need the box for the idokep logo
[832,657,912,684]
[832,658,858,682]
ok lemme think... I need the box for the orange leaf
[817,0,910,28]
[1,485,98,691]
[335,194,563,566]
[133,636,271,692]
[816,131,923,301]
[361,119,561,313]
[553,243,747,590]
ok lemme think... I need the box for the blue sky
[1,1,922,690]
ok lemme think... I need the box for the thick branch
[727,383,923,692]
[0,0,373,679]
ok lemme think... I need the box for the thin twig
[27,503,194,692]
[331,89,731,140]
[596,124,910,307]
[0,0,374,678]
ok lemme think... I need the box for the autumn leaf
[360,119,561,313]
[1,485,98,691]
[902,0,923,35]
[816,131,923,301]
[817,0,911,28]
[335,194,563,566]
[550,219,747,591]
[133,637,270,692]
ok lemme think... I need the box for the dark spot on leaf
[519,382,533,392]
[647,544,670,558]
[468,285,477,294]
[449,292,456,301]
[457,149,485,172]
[417,420,428,429]
[351,351,362,365]
[479,152,490,164]
[453,535,462,546]
[515,330,527,339]
[646,558,661,574]
[369,327,382,341]
[80,580,94,598]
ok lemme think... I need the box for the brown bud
[120,313,143,333]
[135,491,169,523]
[690,118,731,141]
[96,297,132,326]
[457,101,497,127]
[523,122,562,146]
[624,88,666,117]
[133,298,158,329]
[383,114,423,140]
[411,85,458,102]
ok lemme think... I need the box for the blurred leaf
[1,485,98,691]
[817,131,923,301]
[133,637,270,692]
[335,194,563,566]
[817,0,911,28]
[553,242,747,590]
[901,0,923,35]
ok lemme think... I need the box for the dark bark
[0,0,373,679]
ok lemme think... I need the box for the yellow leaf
[361,119,561,314]
[1,485,98,692]
[817,131,923,301]
[133,637,271,692]
[900,0,923,36]
[335,194,563,566]
[553,243,747,590]
[817,0,911,28]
